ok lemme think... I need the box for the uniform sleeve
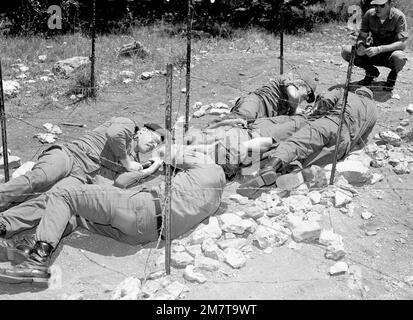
[395,14,409,41]
[105,117,136,160]
[358,10,371,41]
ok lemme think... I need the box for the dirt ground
[0,25,412,300]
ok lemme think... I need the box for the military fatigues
[268,89,378,168]
[29,151,225,248]
[230,75,297,122]
[342,8,409,77]
[0,117,137,235]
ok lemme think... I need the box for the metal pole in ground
[279,2,284,75]
[164,63,173,275]
[184,0,193,134]
[90,0,96,98]
[329,45,356,185]
[0,60,10,182]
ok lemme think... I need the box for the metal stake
[184,0,193,134]
[164,63,173,275]
[280,3,284,75]
[0,60,10,182]
[329,45,356,185]
[90,0,96,98]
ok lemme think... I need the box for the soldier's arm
[357,11,370,46]
[377,15,408,52]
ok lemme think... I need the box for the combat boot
[0,235,35,264]
[383,70,398,91]
[237,158,284,199]
[358,68,380,86]
[0,241,53,285]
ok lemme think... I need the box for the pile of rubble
[192,101,231,118]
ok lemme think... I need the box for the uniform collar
[372,6,395,20]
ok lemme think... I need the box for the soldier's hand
[365,46,380,57]
[123,160,144,172]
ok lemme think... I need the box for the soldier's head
[371,0,391,18]
[133,123,165,154]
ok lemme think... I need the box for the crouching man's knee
[389,50,407,73]
[341,45,352,62]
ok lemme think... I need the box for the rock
[11,161,36,179]
[306,211,322,222]
[202,238,225,261]
[194,255,220,272]
[53,56,90,78]
[165,281,189,298]
[64,293,84,300]
[43,123,62,135]
[34,133,57,144]
[406,104,413,115]
[2,80,20,98]
[276,171,304,190]
[120,70,135,78]
[217,238,247,250]
[16,73,27,79]
[361,211,373,220]
[379,131,402,147]
[209,108,230,115]
[334,190,352,208]
[388,151,405,166]
[191,101,203,110]
[364,143,378,155]
[257,216,273,227]
[391,93,400,100]
[318,229,343,247]
[232,211,247,218]
[267,205,289,217]
[307,191,321,205]
[172,244,186,253]
[289,183,309,196]
[325,243,346,261]
[403,275,413,286]
[38,55,47,62]
[224,232,236,239]
[263,247,273,254]
[147,270,166,280]
[181,88,187,93]
[244,206,264,220]
[325,160,372,185]
[229,194,249,205]
[282,195,312,213]
[141,280,162,298]
[346,151,372,168]
[365,230,377,236]
[191,217,222,244]
[183,265,207,283]
[171,251,194,268]
[393,162,410,174]
[193,109,206,118]
[123,78,133,84]
[112,277,141,300]
[291,221,321,243]
[0,155,21,170]
[186,244,202,257]
[118,41,150,58]
[329,261,348,275]
[370,173,384,184]
[287,214,304,229]
[220,213,247,234]
[400,119,410,126]
[140,71,154,80]
[242,218,257,233]
[223,248,247,269]
[252,225,277,249]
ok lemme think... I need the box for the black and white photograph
[0,0,412,303]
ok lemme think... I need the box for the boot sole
[237,170,278,199]
[0,273,49,286]
[0,247,30,264]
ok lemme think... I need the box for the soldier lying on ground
[0,118,164,215]
[0,144,229,285]
[236,86,378,198]
[211,74,317,124]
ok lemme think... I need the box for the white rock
[307,191,321,205]
[123,78,133,84]
[0,155,22,170]
[257,216,273,227]
[217,238,247,250]
[112,277,141,300]
[346,151,373,168]
[244,206,264,219]
[38,55,47,62]
[193,109,206,118]
[220,213,246,234]
[43,123,62,135]
[370,173,384,184]
[171,251,194,268]
[229,194,249,205]
[267,205,289,217]
[209,108,230,115]
[329,261,348,275]
[291,221,321,243]
[183,265,207,283]
[361,211,373,220]
[406,104,413,115]
[379,131,402,147]
[287,214,304,229]
[186,244,202,257]
[306,211,322,222]
[53,56,90,77]
[2,80,20,98]
[242,218,257,233]
[16,73,27,79]
[289,183,309,196]
[282,195,312,213]
[11,161,36,179]
[276,171,304,190]
[165,281,189,298]
[393,162,410,175]
[325,160,372,185]
[223,248,247,269]
[202,238,225,261]
[34,133,57,144]
[319,229,343,247]
[191,217,222,244]
[140,71,153,80]
[194,255,220,271]
[391,93,400,100]
[334,190,352,208]
[364,143,378,155]
[253,225,276,249]
[141,280,162,298]
[191,101,203,110]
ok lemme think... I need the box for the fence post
[0,60,10,182]
[164,63,173,275]
[184,0,193,134]
[279,2,284,75]
[90,0,96,98]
